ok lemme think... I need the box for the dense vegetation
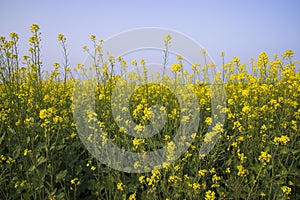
[0,25,299,199]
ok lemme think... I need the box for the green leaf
[26,136,30,144]
[32,175,44,189]
[265,145,270,152]
[0,131,6,145]
[292,149,300,155]
[249,163,261,172]
[56,144,66,151]
[279,147,289,155]
[12,146,21,159]
[28,165,36,172]
[50,144,56,151]
[56,170,68,182]
[36,156,47,166]
[56,192,65,200]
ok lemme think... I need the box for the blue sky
[1,0,300,71]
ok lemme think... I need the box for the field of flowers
[0,25,299,200]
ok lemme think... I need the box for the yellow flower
[70,132,77,139]
[146,170,161,187]
[30,24,40,32]
[209,168,216,174]
[237,136,244,142]
[117,182,124,191]
[139,176,145,184]
[198,169,207,177]
[164,34,172,42]
[282,50,294,58]
[20,180,27,187]
[167,141,176,153]
[90,34,96,41]
[237,151,246,163]
[86,160,92,167]
[231,142,238,148]
[181,115,190,123]
[168,175,182,184]
[134,124,144,132]
[6,157,15,164]
[225,167,231,173]
[121,60,126,67]
[82,46,87,51]
[273,135,290,145]
[260,124,267,133]
[241,89,249,97]
[281,186,291,195]
[204,131,218,143]
[191,133,197,139]
[176,54,182,60]
[232,56,240,63]
[237,165,248,177]
[174,165,180,172]
[291,120,297,131]
[39,109,48,119]
[164,135,171,141]
[242,105,251,113]
[70,178,78,185]
[0,36,5,42]
[212,174,221,183]
[70,178,80,185]
[23,149,32,156]
[170,63,183,72]
[192,182,201,190]
[57,33,65,41]
[205,190,216,200]
[15,119,20,126]
[24,117,33,125]
[205,117,212,125]
[258,151,272,164]
[131,59,137,66]
[133,161,140,169]
[9,32,19,40]
[227,98,234,105]
[184,174,189,180]
[0,155,5,161]
[260,192,266,197]
[53,116,62,124]
[91,166,96,171]
[132,138,145,150]
[128,192,136,200]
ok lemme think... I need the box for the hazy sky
[1,0,300,71]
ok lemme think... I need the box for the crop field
[0,25,299,200]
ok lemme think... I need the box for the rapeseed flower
[205,190,216,200]
[237,165,248,177]
[281,186,292,195]
[273,135,290,145]
[128,192,136,200]
[117,182,124,191]
[258,151,272,164]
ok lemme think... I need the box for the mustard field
[0,25,299,200]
